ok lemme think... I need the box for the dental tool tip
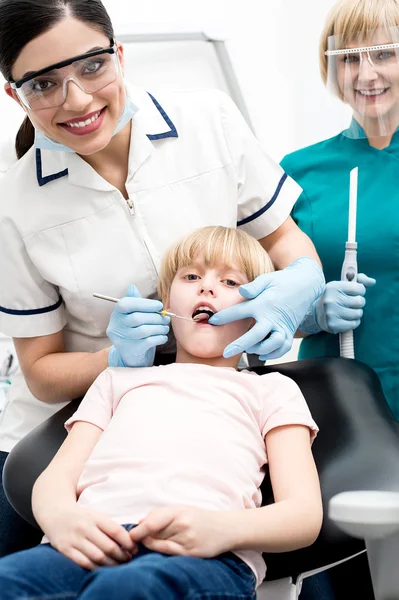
[160,310,194,321]
[93,294,194,321]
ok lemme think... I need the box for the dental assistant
[0,0,324,556]
[281,0,399,598]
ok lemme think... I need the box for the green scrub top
[281,120,399,420]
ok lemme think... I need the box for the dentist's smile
[59,106,107,135]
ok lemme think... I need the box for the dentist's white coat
[0,84,302,451]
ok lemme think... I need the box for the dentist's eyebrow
[21,46,105,78]
[22,69,56,78]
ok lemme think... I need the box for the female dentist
[281,0,399,597]
[0,0,328,556]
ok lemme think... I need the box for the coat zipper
[125,195,135,216]
[123,192,159,276]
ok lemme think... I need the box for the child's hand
[43,505,137,570]
[130,506,233,558]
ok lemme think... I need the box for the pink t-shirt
[64,363,318,585]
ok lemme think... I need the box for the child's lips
[192,302,217,315]
[191,303,218,325]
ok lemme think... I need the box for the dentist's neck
[367,133,393,149]
[80,120,131,174]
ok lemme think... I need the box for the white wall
[101,0,353,158]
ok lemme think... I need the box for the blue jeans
[300,572,335,600]
[0,451,42,557]
[0,533,257,599]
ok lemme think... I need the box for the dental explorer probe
[339,167,358,360]
[93,293,195,321]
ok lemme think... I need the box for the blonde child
[0,227,322,599]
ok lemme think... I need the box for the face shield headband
[325,29,399,139]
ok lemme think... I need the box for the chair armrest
[3,398,82,528]
[329,491,399,540]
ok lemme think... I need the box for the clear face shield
[9,41,119,110]
[325,28,399,138]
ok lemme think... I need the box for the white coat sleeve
[219,94,303,238]
[0,216,67,337]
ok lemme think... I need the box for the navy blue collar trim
[237,174,287,227]
[36,149,68,187]
[146,93,178,140]
[35,92,178,186]
[0,295,63,316]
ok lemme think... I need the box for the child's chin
[186,343,224,359]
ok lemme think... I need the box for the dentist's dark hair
[0,0,114,159]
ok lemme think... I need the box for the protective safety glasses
[9,41,119,110]
[325,28,399,138]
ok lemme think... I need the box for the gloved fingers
[336,281,368,297]
[345,320,362,331]
[331,295,366,310]
[332,319,361,333]
[326,307,363,325]
[125,284,141,298]
[255,332,291,360]
[119,324,170,341]
[119,312,170,328]
[239,273,274,300]
[223,322,272,358]
[356,273,376,288]
[138,335,169,352]
[119,284,165,313]
[340,307,364,321]
[124,336,168,365]
[116,296,164,315]
[259,337,293,361]
[246,330,286,357]
[208,301,251,326]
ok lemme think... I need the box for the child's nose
[199,279,216,296]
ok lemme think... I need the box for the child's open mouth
[192,306,216,324]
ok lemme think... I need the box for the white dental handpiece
[339,167,358,359]
[92,293,194,321]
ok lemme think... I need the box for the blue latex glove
[300,273,376,335]
[106,284,170,368]
[208,257,325,360]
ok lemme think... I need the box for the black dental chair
[4,358,399,599]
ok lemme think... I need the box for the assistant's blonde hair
[157,226,274,302]
[319,0,399,89]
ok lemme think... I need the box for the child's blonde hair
[319,0,399,92]
[157,226,274,302]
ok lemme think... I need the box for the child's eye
[223,279,239,287]
[184,274,200,281]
